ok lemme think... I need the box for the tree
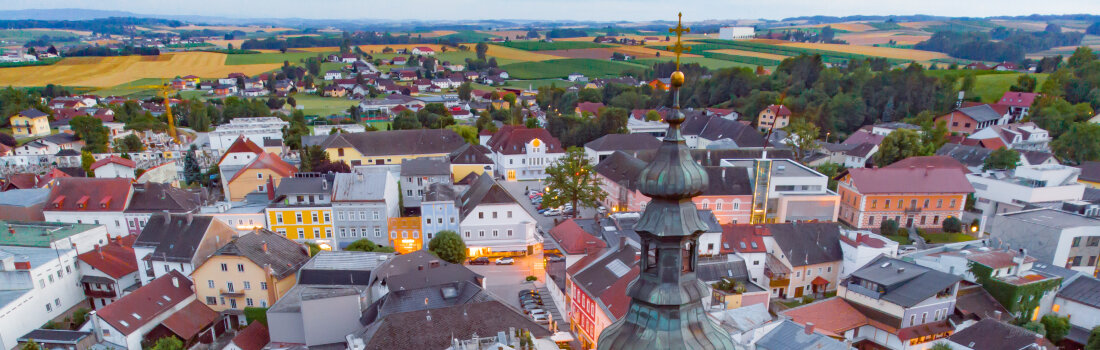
[21,340,40,350]
[475,42,489,61]
[1023,321,1047,337]
[114,134,145,153]
[1010,75,1038,92]
[1087,325,1100,350]
[782,119,820,161]
[1053,123,1100,165]
[1041,314,1071,343]
[645,110,661,121]
[983,147,1021,171]
[183,145,202,186]
[880,219,899,236]
[920,119,950,155]
[447,124,478,144]
[930,344,952,350]
[428,230,467,264]
[71,307,90,329]
[392,111,422,130]
[873,129,924,166]
[149,337,183,350]
[457,82,473,101]
[541,147,606,217]
[80,151,95,177]
[69,116,110,153]
[942,217,962,233]
[525,117,539,128]
[0,132,15,147]
[344,239,395,253]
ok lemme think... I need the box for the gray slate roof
[584,133,661,152]
[18,329,91,344]
[457,173,518,220]
[320,129,466,157]
[361,280,492,325]
[423,182,457,202]
[958,104,1005,122]
[937,143,992,168]
[849,255,962,307]
[210,229,310,279]
[768,222,844,267]
[0,188,49,207]
[133,214,218,262]
[299,251,393,285]
[756,320,852,350]
[948,318,1050,350]
[332,171,390,202]
[125,183,203,213]
[595,151,647,191]
[358,300,552,349]
[1057,276,1100,308]
[448,144,493,165]
[275,176,331,197]
[399,157,450,176]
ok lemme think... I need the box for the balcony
[84,289,117,299]
[220,289,245,297]
[846,282,883,299]
[904,207,923,214]
[769,278,790,288]
[145,269,155,278]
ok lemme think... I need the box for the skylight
[131,313,141,320]
[607,260,630,278]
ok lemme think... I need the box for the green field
[90,78,173,97]
[679,39,912,65]
[493,41,612,51]
[225,51,333,65]
[293,94,360,116]
[634,57,759,70]
[438,31,498,42]
[0,29,80,42]
[971,73,1048,103]
[501,59,646,79]
[503,79,575,90]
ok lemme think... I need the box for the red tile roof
[885,156,971,174]
[720,224,768,254]
[90,156,136,170]
[603,267,639,319]
[781,298,868,337]
[228,152,297,183]
[161,300,219,339]
[566,249,606,275]
[839,232,887,249]
[965,250,1037,269]
[764,104,791,116]
[231,322,270,350]
[548,219,607,255]
[486,126,565,155]
[844,167,974,194]
[45,178,132,212]
[970,137,1007,150]
[576,102,604,115]
[998,92,1039,108]
[77,240,137,279]
[219,136,265,163]
[96,270,194,335]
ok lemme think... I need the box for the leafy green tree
[71,307,90,329]
[80,151,95,177]
[475,42,488,61]
[880,219,899,236]
[1087,325,1100,350]
[69,116,110,153]
[1033,97,1094,137]
[304,242,321,256]
[149,336,183,350]
[457,82,473,101]
[942,217,962,233]
[1041,314,1071,343]
[1010,75,1038,92]
[1053,123,1100,164]
[392,110,422,130]
[183,145,202,186]
[645,110,661,121]
[0,132,15,147]
[525,117,539,129]
[1023,321,1047,337]
[873,129,924,166]
[428,230,467,264]
[541,147,606,217]
[782,119,820,161]
[281,110,309,150]
[919,119,950,155]
[983,147,1021,171]
[447,124,478,144]
[114,134,145,153]
[344,239,395,253]
[21,340,40,350]
[577,88,602,104]
[1068,47,1097,69]
[930,343,952,350]
[814,162,846,191]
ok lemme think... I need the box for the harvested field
[478,30,528,39]
[23,28,93,36]
[206,39,246,48]
[898,21,943,30]
[780,23,877,32]
[748,39,789,45]
[778,42,948,61]
[0,52,281,87]
[539,48,620,59]
[612,45,697,58]
[838,31,931,46]
[413,30,458,38]
[484,45,559,61]
[706,49,788,60]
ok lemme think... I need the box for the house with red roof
[411,46,435,55]
[84,271,221,350]
[721,223,844,299]
[998,91,1039,121]
[934,103,1012,135]
[836,167,974,230]
[224,152,297,202]
[756,104,791,133]
[485,126,566,181]
[43,177,134,235]
[566,241,639,349]
[91,156,137,179]
[575,101,604,116]
[77,236,139,309]
[225,322,269,350]
[966,122,1050,152]
[546,218,607,265]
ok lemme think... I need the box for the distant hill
[0,8,138,21]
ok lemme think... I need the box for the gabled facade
[132,213,237,285]
[192,230,309,314]
[420,182,459,242]
[265,176,335,246]
[77,236,139,310]
[756,104,791,133]
[935,104,1012,135]
[457,173,540,256]
[566,242,639,349]
[43,178,134,235]
[321,129,467,166]
[399,157,451,209]
[485,126,566,181]
[331,170,399,249]
[836,167,973,229]
[225,152,297,202]
[10,108,51,137]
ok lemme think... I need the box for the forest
[915,25,1083,62]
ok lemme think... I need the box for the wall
[0,251,83,350]
[420,201,459,242]
[694,195,752,225]
[194,255,291,311]
[301,293,361,346]
[1053,296,1100,330]
[227,169,286,202]
[332,202,390,248]
[43,211,129,236]
[459,203,538,254]
[93,164,135,179]
[266,207,334,242]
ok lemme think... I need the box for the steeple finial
[667,12,691,72]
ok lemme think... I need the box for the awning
[550,332,575,342]
[896,320,953,341]
[811,276,830,285]
[81,275,115,284]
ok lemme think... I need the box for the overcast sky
[3,0,1100,21]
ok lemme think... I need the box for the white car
[543,209,561,216]
[532,314,550,324]
[495,257,515,265]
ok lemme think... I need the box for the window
[933,216,940,224]
[206,297,217,305]
[507,211,513,218]
[716,201,723,211]
[701,200,709,209]
[827,266,831,272]
[311,212,318,223]
[868,216,875,225]
[340,228,346,237]
[910,315,915,326]
[406,190,413,196]
[884,200,891,208]
[923,199,930,208]
[492,212,498,219]
[208,280,215,288]
[257,173,263,179]
[338,211,345,220]
[297,228,304,239]
[1090,256,1097,266]
[507,229,513,236]
[937,199,943,208]
[338,148,344,157]
[493,230,499,237]
[920,216,926,225]
[227,282,235,292]
[260,282,268,290]
[221,263,228,272]
[1088,237,1100,247]
[325,228,332,238]
[871,200,877,209]
[1072,256,1083,266]
[479,212,484,219]
[1073,237,1082,247]
[373,211,380,220]
[950,199,957,208]
[258,185,266,192]
[237,264,245,272]
[46,303,52,312]
[246,298,254,307]
[374,228,381,237]
[465,231,471,238]
[479,230,485,237]
[261,300,268,307]
[909,199,917,209]
[276,213,283,224]
[230,299,238,309]
[295,213,302,223]
[323,212,330,223]
[313,228,320,238]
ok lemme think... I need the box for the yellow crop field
[0,52,281,87]
[707,49,788,60]
[416,30,458,38]
[838,31,931,46]
[614,45,700,58]
[483,45,559,61]
[778,42,949,61]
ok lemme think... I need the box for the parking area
[466,253,546,308]
[498,179,597,233]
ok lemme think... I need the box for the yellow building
[321,129,467,166]
[192,230,310,316]
[10,108,51,137]
[265,177,336,248]
[448,144,495,182]
[387,217,423,254]
[226,152,298,202]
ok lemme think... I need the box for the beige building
[224,152,298,202]
[192,230,311,319]
[756,104,791,133]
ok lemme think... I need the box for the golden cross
[667,12,691,70]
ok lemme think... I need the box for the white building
[77,237,140,309]
[967,122,1051,152]
[331,170,400,249]
[91,156,137,179]
[43,178,134,236]
[0,246,83,350]
[837,229,898,278]
[209,117,288,152]
[719,27,755,40]
[132,213,237,285]
[1051,276,1100,345]
[457,173,541,256]
[399,157,451,209]
[719,158,841,223]
[969,164,1086,232]
[0,220,111,253]
[991,208,1100,275]
[83,271,204,350]
[200,201,269,234]
[312,124,366,136]
[485,126,566,181]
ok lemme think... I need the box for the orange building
[836,167,974,230]
[387,217,423,253]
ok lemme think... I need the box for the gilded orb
[670,70,685,87]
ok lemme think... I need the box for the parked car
[545,254,565,263]
[597,206,607,214]
[532,314,550,324]
[495,257,515,265]
[521,297,542,305]
[525,308,545,315]
[468,256,490,265]
[522,302,543,310]
[519,289,538,296]
[543,209,561,216]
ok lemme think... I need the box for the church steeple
[596,13,735,350]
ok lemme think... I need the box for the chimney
[897,267,905,274]
[804,322,815,335]
[89,310,103,342]
[619,236,627,249]
[266,176,276,201]
[994,310,1002,320]
[262,243,268,253]
[171,276,179,288]
[418,265,424,271]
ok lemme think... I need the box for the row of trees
[915,25,1083,62]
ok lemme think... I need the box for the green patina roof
[0,221,100,247]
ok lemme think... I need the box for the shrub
[880,219,899,236]
[942,217,962,233]
[526,276,538,281]
[801,295,814,304]
[243,307,268,326]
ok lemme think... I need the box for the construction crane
[132,81,180,144]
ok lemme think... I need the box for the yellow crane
[132,81,180,144]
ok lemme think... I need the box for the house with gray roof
[1052,276,1100,347]
[584,133,661,163]
[352,299,553,349]
[0,188,49,221]
[946,318,1053,350]
[755,320,852,350]
[989,208,1100,275]
[132,213,237,285]
[399,156,450,210]
[936,104,1012,135]
[331,169,399,248]
[420,182,459,241]
[320,129,466,167]
[456,173,541,255]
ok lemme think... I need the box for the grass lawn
[494,41,612,51]
[225,52,332,65]
[320,62,346,73]
[884,235,913,245]
[503,79,572,90]
[293,94,360,116]
[921,232,977,244]
[971,73,1048,103]
[0,29,79,42]
[501,58,647,80]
